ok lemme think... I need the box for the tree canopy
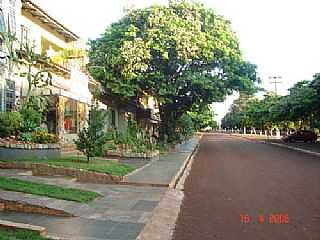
[89,0,259,141]
[222,73,320,131]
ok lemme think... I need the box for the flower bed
[107,149,159,159]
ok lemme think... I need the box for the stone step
[0,219,47,236]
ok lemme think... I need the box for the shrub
[18,132,33,142]
[31,129,58,144]
[174,114,195,142]
[19,107,42,132]
[75,104,108,162]
[0,112,22,137]
[110,120,157,153]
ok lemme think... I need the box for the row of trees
[221,73,320,132]
[88,0,258,142]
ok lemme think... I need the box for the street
[173,134,320,240]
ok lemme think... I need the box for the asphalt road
[173,134,320,240]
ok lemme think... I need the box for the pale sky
[35,0,320,123]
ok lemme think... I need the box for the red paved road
[173,134,320,240]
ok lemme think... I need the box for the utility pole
[269,76,282,96]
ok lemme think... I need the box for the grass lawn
[0,228,51,240]
[5,156,135,176]
[0,176,100,203]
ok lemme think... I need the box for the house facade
[0,0,160,144]
[0,0,98,142]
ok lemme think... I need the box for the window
[21,25,29,46]
[5,79,15,111]
[9,0,16,33]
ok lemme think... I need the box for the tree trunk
[159,106,180,143]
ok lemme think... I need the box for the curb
[123,137,201,188]
[169,138,201,189]
[118,181,169,188]
[229,133,320,158]
[266,142,320,158]
[136,135,202,240]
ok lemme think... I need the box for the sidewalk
[125,137,199,186]
[0,137,200,240]
[0,170,165,240]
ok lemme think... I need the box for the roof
[21,0,79,42]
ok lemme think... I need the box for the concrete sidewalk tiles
[0,211,144,240]
[0,170,165,223]
[0,179,165,240]
[0,169,166,239]
[126,137,199,186]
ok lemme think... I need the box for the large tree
[89,0,258,141]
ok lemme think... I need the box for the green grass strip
[9,156,135,176]
[0,176,100,203]
[0,228,51,240]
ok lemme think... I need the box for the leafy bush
[19,107,42,132]
[75,104,108,162]
[18,132,33,142]
[174,114,195,142]
[31,129,58,144]
[0,111,22,137]
[110,120,157,153]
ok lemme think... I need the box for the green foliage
[0,31,53,133]
[19,106,43,132]
[0,112,22,137]
[111,120,156,153]
[17,39,52,131]
[0,176,100,203]
[222,73,320,131]
[187,104,216,130]
[74,103,108,162]
[17,42,52,100]
[17,132,33,142]
[0,31,19,74]
[172,113,195,142]
[17,129,58,143]
[0,228,51,240]
[89,0,259,142]
[31,129,58,144]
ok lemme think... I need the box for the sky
[35,0,320,123]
